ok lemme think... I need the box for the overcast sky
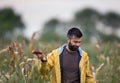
[0,0,120,38]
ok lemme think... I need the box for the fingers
[32,50,47,61]
[32,50,42,55]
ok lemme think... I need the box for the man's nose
[75,43,80,46]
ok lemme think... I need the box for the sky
[0,0,120,38]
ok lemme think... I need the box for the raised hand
[32,50,47,62]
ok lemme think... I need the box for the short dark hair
[67,27,83,38]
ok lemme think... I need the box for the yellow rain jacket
[40,44,95,83]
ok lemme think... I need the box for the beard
[68,42,79,51]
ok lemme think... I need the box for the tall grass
[0,36,120,83]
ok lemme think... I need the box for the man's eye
[74,41,79,43]
[74,41,77,43]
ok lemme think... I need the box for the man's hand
[32,50,47,62]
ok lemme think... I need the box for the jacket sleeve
[85,56,96,83]
[39,51,55,77]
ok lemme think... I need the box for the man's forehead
[68,35,82,39]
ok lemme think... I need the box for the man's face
[67,36,82,51]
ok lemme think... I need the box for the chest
[62,49,79,71]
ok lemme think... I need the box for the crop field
[0,38,120,83]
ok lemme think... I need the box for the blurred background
[0,0,120,83]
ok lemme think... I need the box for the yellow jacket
[40,44,95,83]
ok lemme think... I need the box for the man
[32,27,95,83]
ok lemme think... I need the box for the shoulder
[52,48,60,54]
[82,50,87,56]
[81,50,89,60]
[47,48,60,57]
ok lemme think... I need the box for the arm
[85,56,96,83]
[40,52,54,76]
[32,50,54,76]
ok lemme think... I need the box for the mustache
[68,45,79,51]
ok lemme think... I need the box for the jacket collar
[58,43,82,55]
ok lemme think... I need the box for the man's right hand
[32,50,47,62]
